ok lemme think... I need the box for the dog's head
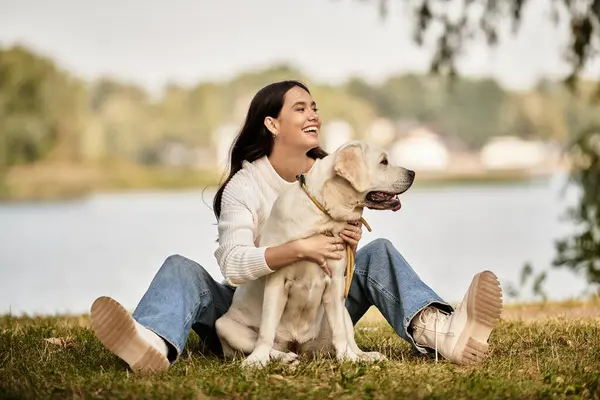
[332,141,414,211]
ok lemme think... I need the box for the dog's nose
[408,170,415,179]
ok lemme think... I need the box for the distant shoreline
[0,161,564,203]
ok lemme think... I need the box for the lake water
[0,174,590,316]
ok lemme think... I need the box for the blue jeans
[133,238,452,361]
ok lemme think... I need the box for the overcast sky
[1,0,597,95]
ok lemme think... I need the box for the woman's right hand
[294,234,345,276]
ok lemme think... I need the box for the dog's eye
[380,158,388,166]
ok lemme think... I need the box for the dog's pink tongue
[392,198,402,212]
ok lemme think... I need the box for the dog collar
[296,173,372,298]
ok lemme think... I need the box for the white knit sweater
[214,156,297,286]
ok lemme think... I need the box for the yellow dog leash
[297,174,372,298]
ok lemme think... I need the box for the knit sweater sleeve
[213,173,274,286]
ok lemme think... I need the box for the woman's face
[266,86,321,152]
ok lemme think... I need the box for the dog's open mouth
[365,191,402,212]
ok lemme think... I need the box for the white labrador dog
[215,141,415,368]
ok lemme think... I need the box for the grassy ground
[1,300,599,399]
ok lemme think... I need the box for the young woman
[90,80,503,373]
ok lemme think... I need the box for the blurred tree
[187,83,229,145]
[502,97,538,140]
[346,77,395,117]
[348,74,509,148]
[357,0,600,92]
[554,127,600,285]
[382,74,434,120]
[310,85,378,137]
[0,46,82,169]
[89,78,153,159]
[436,78,508,148]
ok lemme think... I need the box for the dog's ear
[333,144,369,193]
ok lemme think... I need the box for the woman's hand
[294,233,345,276]
[340,220,362,253]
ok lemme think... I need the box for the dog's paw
[241,354,270,369]
[357,351,387,363]
[270,350,299,365]
[336,350,359,363]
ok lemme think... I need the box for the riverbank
[0,160,559,202]
[1,298,598,399]
[0,160,223,202]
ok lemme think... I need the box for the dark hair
[213,80,328,220]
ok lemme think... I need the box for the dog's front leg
[322,270,358,362]
[343,307,387,362]
[241,274,289,369]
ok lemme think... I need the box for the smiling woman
[89,80,503,374]
[212,81,329,218]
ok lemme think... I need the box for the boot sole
[90,296,169,374]
[455,271,503,364]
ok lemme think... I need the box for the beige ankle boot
[411,271,503,365]
[91,296,170,374]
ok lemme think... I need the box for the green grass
[1,309,599,399]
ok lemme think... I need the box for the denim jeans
[133,238,452,361]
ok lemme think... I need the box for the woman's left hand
[340,221,362,253]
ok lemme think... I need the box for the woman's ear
[264,117,279,137]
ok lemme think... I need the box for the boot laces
[418,307,455,363]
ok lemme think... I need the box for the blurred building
[321,120,353,153]
[389,126,450,171]
[149,139,214,169]
[364,118,396,148]
[480,136,550,170]
[213,123,240,171]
